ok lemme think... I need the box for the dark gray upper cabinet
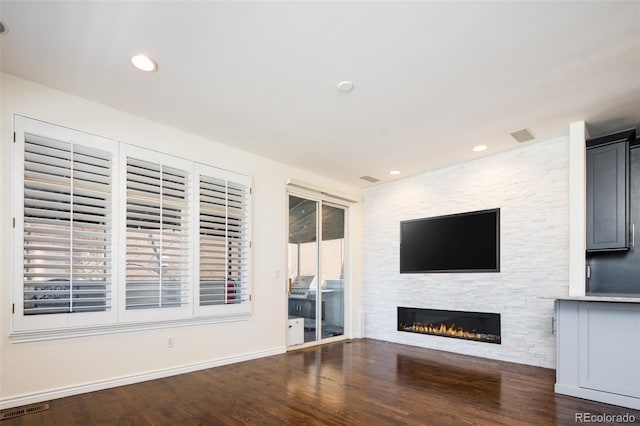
[586,133,632,251]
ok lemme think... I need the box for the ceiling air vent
[510,128,535,143]
[359,175,380,183]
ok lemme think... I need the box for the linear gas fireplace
[398,307,501,344]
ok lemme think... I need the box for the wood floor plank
[3,339,639,425]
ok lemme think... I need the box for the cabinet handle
[632,223,636,248]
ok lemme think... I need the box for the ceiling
[1,1,639,188]
[289,195,345,244]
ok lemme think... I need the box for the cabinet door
[586,141,629,251]
[578,303,640,397]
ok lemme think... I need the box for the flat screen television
[400,208,500,273]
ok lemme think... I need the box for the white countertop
[555,295,640,303]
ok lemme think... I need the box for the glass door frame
[286,188,350,349]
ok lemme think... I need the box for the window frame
[10,116,252,341]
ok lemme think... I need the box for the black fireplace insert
[398,307,501,344]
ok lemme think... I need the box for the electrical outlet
[167,336,175,348]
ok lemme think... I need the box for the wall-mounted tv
[400,208,500,273]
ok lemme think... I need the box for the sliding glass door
[288,194,345,346]
[288,196,319,343]
[320,203,345,339]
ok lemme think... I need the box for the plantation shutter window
[12,116,252,337]
[125,155,192,316]
[198,166,251,315]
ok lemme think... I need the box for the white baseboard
[0,346,286,410]
[555,384,640,410]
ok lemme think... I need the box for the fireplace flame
[409,321,485,341]
[398,313,500,344]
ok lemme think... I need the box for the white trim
[0,346,285,410]
[555,384,640,410]
[11,115,25,334]
[286,178,360,204]
[9,312,250,343]
[287,335,350,351]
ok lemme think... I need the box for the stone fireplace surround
[362,137,569,368]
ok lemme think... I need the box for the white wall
[0,73,363,406]
[362,137,570,368]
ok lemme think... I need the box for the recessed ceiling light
[389,170,401,175]
[472,145,487,152]
[337,81,354,92]
[130,54,158,72]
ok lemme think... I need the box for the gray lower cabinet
[586,140,629,251]
[556,299,640,409]
[288,299,325,321]
[289,299,312,319]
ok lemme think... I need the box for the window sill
[9,312,250,343]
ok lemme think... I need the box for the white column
[568,121,587,296]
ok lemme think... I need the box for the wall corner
[568,121,586,297]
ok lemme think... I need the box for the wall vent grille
[0,403,50,420]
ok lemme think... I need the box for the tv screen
[400,208,500,273]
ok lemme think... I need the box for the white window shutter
[23,135,114,314]
[197,165,251,316]
[14,116,119,332]
[121,147,193,322]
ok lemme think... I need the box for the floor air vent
[1,402,50,420]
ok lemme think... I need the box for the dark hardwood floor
[3,339,639,425]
